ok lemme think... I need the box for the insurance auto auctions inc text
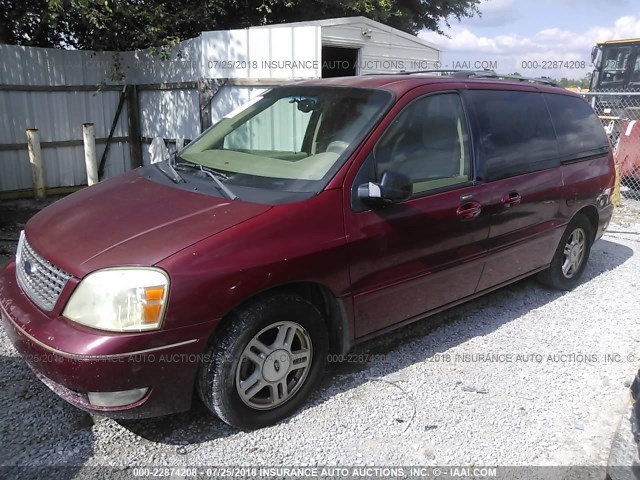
[206,60,499,71]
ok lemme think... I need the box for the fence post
[127,85,143,169]
[26,129,46,199]
[82,123,99,185]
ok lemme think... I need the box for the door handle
[501,191,522,208]
[457,201,482,221]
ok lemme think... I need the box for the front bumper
[0,260,215,419]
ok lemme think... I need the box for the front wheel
[198,294,328,429]
[536,214,594,290]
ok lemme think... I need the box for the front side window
[465,90,558,181]
[600,46,632,86]
[179,87,391,195]
[374,93,472,195]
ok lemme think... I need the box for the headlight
[63,268,169,332]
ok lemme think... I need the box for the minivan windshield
[179,87,392,195]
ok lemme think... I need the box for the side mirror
[357,170,412,207]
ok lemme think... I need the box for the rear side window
[544,94,610,162]
[465,90,559,181]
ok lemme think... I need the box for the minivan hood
[25,171,271,277]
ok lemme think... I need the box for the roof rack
[367,69,561,87]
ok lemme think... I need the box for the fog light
[87,388,149,407]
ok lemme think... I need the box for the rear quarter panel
[559,153,615,232]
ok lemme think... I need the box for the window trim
[558,147,610,164]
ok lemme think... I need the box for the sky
[418,0,640,80]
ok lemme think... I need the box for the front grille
[15,232,72,311]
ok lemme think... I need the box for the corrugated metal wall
[0,44,133,192]
[210,86,268,124]
[199,26,322,79]
[0,45,122,86]
[0,88,130,191]
[138,89,200,165]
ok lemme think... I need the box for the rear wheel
[536,214,593,290]
[198,294,328,429]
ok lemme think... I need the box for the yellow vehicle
[590,38,640,144]
[591,39,640,199]
[590,38,640,90]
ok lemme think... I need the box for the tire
[536,214,594,291]
[198,293,328,430]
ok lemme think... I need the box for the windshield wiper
[156,160,183,183]
[174,161,237,200]
[174,160,230,180]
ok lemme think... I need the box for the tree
[508,72,592,89]
[553,73,592,90]
[0,0,63,47]
[0,0,481,51]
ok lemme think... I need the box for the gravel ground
[1,198,640,473]
[0,196,61,267]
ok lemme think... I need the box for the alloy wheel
[235,321,313,410]
[561,227,586,278]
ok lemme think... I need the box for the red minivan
[0,74,615,429]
